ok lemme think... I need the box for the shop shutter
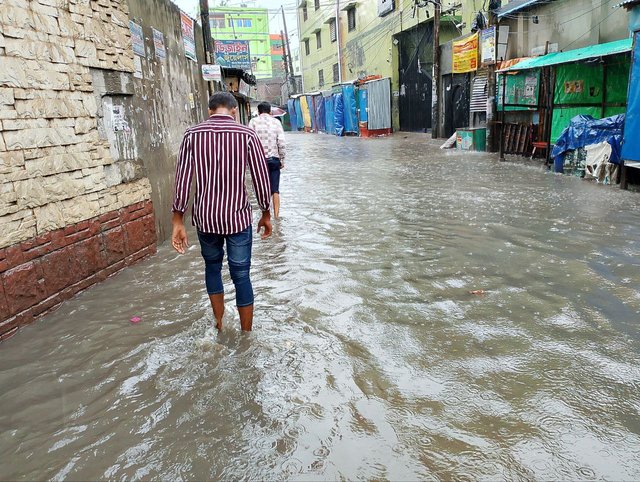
[470,70,488,113]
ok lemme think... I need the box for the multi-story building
[270,33,286,79]
[297,0,477,131]
[209,6,273,80]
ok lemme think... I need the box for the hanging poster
[214,40,251,69]
[180,11,197,61]
[480,27,495,65]
[453,32,479,73]
[152,28,166,61]
[202,64,222,81]
[133,56,143,79]
[129,20,145,57]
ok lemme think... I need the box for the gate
[398,24,433,132]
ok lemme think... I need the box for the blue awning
[496,0,543,18]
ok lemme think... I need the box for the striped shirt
[248,114,286,161]
[172,114,271,235]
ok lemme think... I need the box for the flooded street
[1,132,640,480]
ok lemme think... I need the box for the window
[314,0,320,10]
[304,39,310,56]
[210,14,225,29]
[333,62,339,82]
[318,69,324,87]
[303,4,308,21]
[243,19,252,27]
[316,31,322,49]
[330,18,337,42]
[347,7,356,32]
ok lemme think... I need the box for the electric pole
[280,29,291,91]
[281,5,296,94]
[336,0,343,83]
[200,0,215,95]
[431,0,441,138]
[486,7,497,152]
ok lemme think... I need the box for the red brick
[0,327,19,342]
[124,215,156,254]
[4,245,24,270]
[31,292,63,318]
[103,226,127,265]
[64,228,92,246]
[102,259,126,279]
[40,247,76,296]
[100,218,121,232]
[0,248,6,262]
[0,280,9,321]
[75,236,105,276]
[97,211,119,224]
[2,262,47,315]
[63,224,78,236]
[22,242,54,262]
[50,230,66,249]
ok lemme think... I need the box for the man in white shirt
[249,102,287,218]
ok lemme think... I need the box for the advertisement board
[480,27,495,65]
[453,32,479,73]
[214,40,251,69]
[181,11,197,61]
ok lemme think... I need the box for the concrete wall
[298,0,477,130]
[501,0,629,58]
[0,0,208,341]
[121,0,209,242]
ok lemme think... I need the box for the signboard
[480,27,495,65]
[452,32,479,73]
[202,64,222,82]
[378,0,395,16]
[180,11,197,61]
[239,79,251,98]
[214,39,251,69]
[152,28,166,60]
[129,20,145,57]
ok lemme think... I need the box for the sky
[170,0,300,48]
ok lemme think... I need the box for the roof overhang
[497,38,632,72]
[311,27,322,33]
[341,1,357,10]
[324,15,336,24]
[496,0,542,18]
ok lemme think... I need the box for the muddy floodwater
[1,133,640,480]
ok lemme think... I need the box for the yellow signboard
[452,32,479,73]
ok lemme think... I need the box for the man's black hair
[257,102,272,114]
[209,92,238,111]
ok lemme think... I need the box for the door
[398,24,433,132]
[443,73,470,138]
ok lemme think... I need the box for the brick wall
[0,200,156,341]
[0,0,158,340]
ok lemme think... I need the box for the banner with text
[180,11,197,61]
[453,32,479,73]
[480,27,496,65]
[214,40,251,69]
[202,64,222,82]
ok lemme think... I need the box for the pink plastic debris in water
[130,316,142,324]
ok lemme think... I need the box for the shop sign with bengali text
[214,40,251,69]
[152,28,166,60]
[180,11,197,61]
[453,32,479,73]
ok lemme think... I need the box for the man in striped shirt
[171,92,272,332]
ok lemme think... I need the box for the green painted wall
[210,7,273,79]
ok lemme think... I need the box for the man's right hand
[257,210,272,239]
[172,212,189,254]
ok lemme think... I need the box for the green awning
[498,38,632,72]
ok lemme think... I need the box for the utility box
[456,127,486,151]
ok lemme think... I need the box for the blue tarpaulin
[315,96,326,132]
[551,114,626,172]
[334,93,345,136]
[325,96,335,135]
[622,31,640,162]
[342,85,359,134]
[288,99,297,131]
[295,98,304,130]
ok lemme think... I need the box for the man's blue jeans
[197,226,254,307]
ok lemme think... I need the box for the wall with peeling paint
[104,0,209,243]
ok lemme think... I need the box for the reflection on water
[1,133,640,480]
